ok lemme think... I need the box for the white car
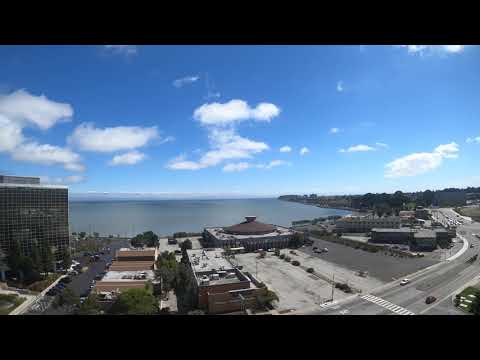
[400,279,410,286]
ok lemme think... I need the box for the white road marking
[361,294,415,315]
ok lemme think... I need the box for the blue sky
[0,45,479,197]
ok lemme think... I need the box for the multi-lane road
[301,208,480,315]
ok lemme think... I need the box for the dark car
[46,288,58,296]
[94,274,103,281]
[425,296,437,304]
[59,276,72,284]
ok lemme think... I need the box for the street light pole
[331,274,335,301]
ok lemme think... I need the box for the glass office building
[0,176,69,257]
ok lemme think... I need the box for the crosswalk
[361,294,415,315]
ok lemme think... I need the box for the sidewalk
[9,275,66,315]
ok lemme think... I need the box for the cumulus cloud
[385,142,459,178]
[466,137,480,144]
[0,89,73,130]
[0,115,23,152]
[222,162,251,172]
[279,145,292,153]
[11,142,85,172]
[395,45,466,56]
[40,175,86,185]
[336,81,344,92]
[167,128,269,171]
[329,127,340,134]
[104,45,138,56]
[68,123,159,152]
[109,150,146,166]
[173,75,200,88]
[300,147,309,156]
[193,99,280,126]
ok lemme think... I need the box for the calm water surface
[69,198,350,237]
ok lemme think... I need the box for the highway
[300,208,480,315]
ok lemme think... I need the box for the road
[299,208,480,315]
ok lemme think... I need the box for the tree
[30,246,42,272]
[7,241,23,280]
[109,287,159,315]
[76,294,102,315]
[54,288,80,311]
[79,232,86,239]
[130,231,159,248]
[0,248,10,282]
[471,295,480,315]
[288,232,304,248]
[58,248,72,270]
[40,245,54,275]
[256,288,279,308]
[180,239,193,253]
[175,263,197,313]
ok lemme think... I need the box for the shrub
[291,260,300,266]
[306,268,314,273]
[279,254,285,259]
[285,256,291,262]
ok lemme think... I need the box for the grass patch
[27,274,61,293]
[454,207,480,222]
[455,286,480,313]
[0,294,27,315]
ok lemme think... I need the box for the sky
[0,45,479,198]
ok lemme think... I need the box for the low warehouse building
[370,228,413,244]
[336,216,401,233]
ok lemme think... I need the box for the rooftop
[102,270,155,281]
[224,216,276,235]
[187,248,235,274]
[109,260,155,271]
[371,228,412,233]
[415,230,436,238]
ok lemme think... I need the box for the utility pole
[331,274,335,301]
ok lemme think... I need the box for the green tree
[109,287,159,315]
[256,288,279,308]
[76,294,102,315]
[130,231,159,248]
[79,232,86,239]
[54,288,80,311]
[7,241,23,280]
[471,295,480,315]
[175,263,197,313]
[30,246,42,272]
[288,232,304,248]
[58,248,72,270]
[40,245,54,275]
[0,248,10,282]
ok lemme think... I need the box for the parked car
[94,274,103,281]
[425,296,436,304]
[323,248,329,252]
[400,279,410,286]
[59,276,72,284]
[46,288,58,296]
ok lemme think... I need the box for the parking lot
[304,237,438,282]
[26,238,129,315]
[234,252,352,312]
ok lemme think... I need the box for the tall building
[0,176,69,257]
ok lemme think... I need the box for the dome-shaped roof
[223,216,276,235]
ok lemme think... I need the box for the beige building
[335,216,401,233]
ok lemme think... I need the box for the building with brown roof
[203,216,295,252]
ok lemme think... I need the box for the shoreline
[278,199,360,215]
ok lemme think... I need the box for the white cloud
[329,127,340,134]
[222,162,251,172]
[0,89,73,130]
[104,45,138,56]
[340,144,376,153]
[68,123,159,152]
[259,160,291,169]
[11,142,84,172]
[466,137,480,144]
[279,145,292,153]
[300,147,309,156]
[109,150,146,166]
[336,81,344,92]
[167,128,269,170]
[173,75,200,88]
[0,115,23,152]
[193,99,280,126]
[375,142,389,149]
[396,45,466,56]
[40,175,86,185]
[385,142,459,178]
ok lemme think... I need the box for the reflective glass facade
[0,184,69,256]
